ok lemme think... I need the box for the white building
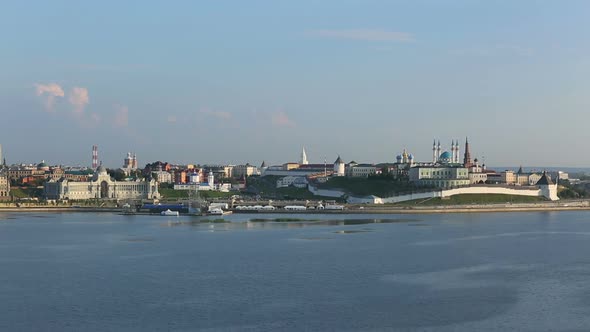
[347,164,378,177]
[175,170,231,192]
[333,156,345,177]
[44,166,160,200]
[276,176,308,188]
[232,164,258,178]
[409,166,470,188]
[152,170,173,183]
[468,158,488,184]
[537,172,559,200]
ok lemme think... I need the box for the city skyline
[2,1,590,166]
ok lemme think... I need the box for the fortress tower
[463,137,472,168]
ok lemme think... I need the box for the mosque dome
[439,151,452,160]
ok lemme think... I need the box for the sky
[1,0,589,168]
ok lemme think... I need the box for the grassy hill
[317,176,416,197]
[246,176,340,201]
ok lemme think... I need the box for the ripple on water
[122,237,156,242]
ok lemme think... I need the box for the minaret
[208,169,215,186]
[437,140,441,160]
[451,140,456,163]
[301,147,309,165]
[432,139,437,163]
[463,137,472,168]
[455,139,460,163]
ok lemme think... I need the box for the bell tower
[463,137,472,168]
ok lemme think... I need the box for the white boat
[325,204,345,210]
[161,209,179,216]
[208,207,232,216]
[284,205,307,211]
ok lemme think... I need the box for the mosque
[403,138,474,188]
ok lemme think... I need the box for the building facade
[0,171,9,200]
[44,166,160,200]
[409,166,470,188]
[232,164,258,178]
[347,164,378,177]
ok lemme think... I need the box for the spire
[463,137,472,168]
[301,147,309,165]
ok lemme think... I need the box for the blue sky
[1,1,589,167]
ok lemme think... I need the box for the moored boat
[161,209,180,216]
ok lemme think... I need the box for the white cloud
[271,111,296,128]
[34,83,65,111]
[68,87,89,114]
[312,29,414,42]
[113,105,129,127]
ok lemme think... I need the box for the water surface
[1,211,590,331]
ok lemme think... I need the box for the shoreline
[1,204,590,215]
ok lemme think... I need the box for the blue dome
[439,151,452,160]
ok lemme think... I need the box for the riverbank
[1,201,590,215]
[0,207,122,213]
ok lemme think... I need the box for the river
[1,211,590,331]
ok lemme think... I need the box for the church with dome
[44,165,160,201]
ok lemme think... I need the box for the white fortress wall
[441,187,541,198]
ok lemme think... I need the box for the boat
[161,209,179,216]
[208,207,232,216]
